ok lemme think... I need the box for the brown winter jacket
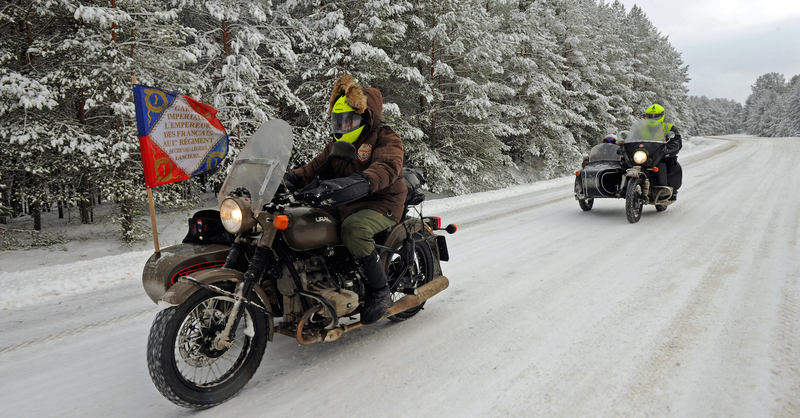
[292,78,407,223]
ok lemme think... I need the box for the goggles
[645,112,664,120]
[331,111,363,135]
[602,137,616,143]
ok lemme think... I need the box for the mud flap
[436,235,450,262]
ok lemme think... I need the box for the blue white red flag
[132,85,228,188]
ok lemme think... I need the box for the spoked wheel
[625,178,645,223]
[147,283,267,409]
[382,233,435,322]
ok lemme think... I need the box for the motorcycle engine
[275,253,360,321]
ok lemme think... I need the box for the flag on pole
[133,84,228,188]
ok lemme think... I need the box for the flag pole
[132,75,160,255]
[147,187,160,255]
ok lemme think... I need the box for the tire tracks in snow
[0,307,153,356]
[613,138,800,415]
[770,269,800,417]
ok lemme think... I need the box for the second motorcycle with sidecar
[574,119,677,223]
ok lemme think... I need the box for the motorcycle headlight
[633,150,647,165]
[220,197,256,234]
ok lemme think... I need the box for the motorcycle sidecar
[142,210,234,303]
[575,144,625,210]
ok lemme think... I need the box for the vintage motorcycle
[574,119,676,223]
[142,119,456,409]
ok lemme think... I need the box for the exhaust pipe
[383,275,449,318]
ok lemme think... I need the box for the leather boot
[358,250,392,324]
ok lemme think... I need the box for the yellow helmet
[331,95,365,143]
[645,103,665,126]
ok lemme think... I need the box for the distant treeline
[684,72,800,138]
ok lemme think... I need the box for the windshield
[624,119,666,142]
[217,119,293,211]
[588,144,620,162]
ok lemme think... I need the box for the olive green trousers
[340,209,397,258]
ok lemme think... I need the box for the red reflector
[425,216,442,231]
[653,167,659,172]
[575,171,580,176]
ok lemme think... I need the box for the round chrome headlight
[220,197,255,234]
[633,150,647,165]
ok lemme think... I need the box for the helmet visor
[603,137,616,143]
[645,112,664,120]
[331,111,363,135]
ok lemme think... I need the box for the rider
[582,134,618,168]
[281,74,407,324]
[643,104,682,201]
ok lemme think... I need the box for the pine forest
[1,0,797,240]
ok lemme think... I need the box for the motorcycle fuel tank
[281,206,341,250]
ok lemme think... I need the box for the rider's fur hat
[328,74,367,115]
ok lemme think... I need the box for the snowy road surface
[1,136,799,417]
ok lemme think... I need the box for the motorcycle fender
[380,218,444,277]
[625,168,642,178]
[160,268,275,342]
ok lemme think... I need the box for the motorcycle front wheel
[147,283,268,409]
[384,233,435,322]
[625,178,644,223]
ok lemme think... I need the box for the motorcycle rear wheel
[147,283,267,409]
[384,233,435,322]
[625,178,644,223]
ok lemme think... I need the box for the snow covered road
[1,136,799,417]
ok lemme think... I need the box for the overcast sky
[616,0,800,103]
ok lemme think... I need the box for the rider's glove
[296,172,371,207]
[277,171,304,194]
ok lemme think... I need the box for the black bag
[182,209,235,245]
[403,167,426,206]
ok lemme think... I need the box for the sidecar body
[142,210,233,303]
[575,144,625,199]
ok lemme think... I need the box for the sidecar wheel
[579,198,594,211]
[625,179,644,223]
[384,233,435,322]
[147,283,268,409]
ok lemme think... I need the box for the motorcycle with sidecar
[142,119,456,409]
[574,119,676,223]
